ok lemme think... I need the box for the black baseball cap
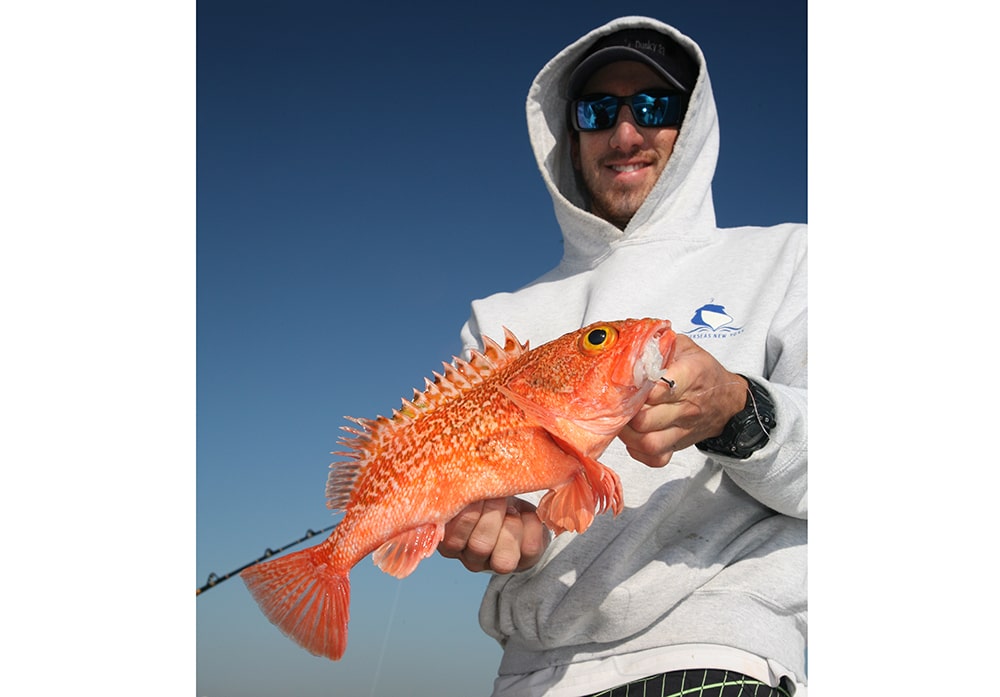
[567,28,699,97]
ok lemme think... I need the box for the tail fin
[240,545,350,661]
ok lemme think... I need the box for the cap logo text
[626,39,665,56]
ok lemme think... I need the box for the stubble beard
[584,178,651,231]
[581,157,659,231]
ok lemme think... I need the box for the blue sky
[194,2,805,695]
[7,3,999,695]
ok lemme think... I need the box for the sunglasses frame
[570,90,688,132]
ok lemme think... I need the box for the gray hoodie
[460,16,807,695]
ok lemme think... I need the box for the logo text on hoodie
[683,302,745,339]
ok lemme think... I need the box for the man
[438,16,807,697]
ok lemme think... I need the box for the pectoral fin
[492,385,624,534]
[536,470,597,535]
[533,434,623,538]
[547,432,623,518]
[497,384,630,437]
[497,384,560,431]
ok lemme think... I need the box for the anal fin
[372,523,445,579]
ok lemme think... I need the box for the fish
[240,317,677,660]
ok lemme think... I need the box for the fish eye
[580,325,618,352]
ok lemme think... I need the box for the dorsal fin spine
[324,327,530,516]
[467,348,495,374]
[442,363,471,389]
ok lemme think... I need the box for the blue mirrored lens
[574,92,684,131]
[632,94,672,127]
[576,95,620,130]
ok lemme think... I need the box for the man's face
[571,61,681,230]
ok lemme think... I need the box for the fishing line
[657,378,772,437]
[368,578,404,697]
[744,382,774,438]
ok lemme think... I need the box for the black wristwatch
[695,375,776,459]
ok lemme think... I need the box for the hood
[526,16,720,267]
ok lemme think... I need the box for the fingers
[438,498,505,571]
[438,497,549,574]
[510,498,549,570]
[489,504,525,574]
[619,336,747,467]
[620,422,675,468]
[644,379,678,406]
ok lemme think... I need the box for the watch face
[695,378,775,459]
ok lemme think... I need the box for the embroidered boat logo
[684,303,744,338]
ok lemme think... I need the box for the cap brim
[567,46,688,97]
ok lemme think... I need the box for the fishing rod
[196,523,336,595]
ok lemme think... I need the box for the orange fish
[241,318,676,660]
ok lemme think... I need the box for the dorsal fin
[324,327,530,512]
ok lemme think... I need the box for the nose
[608,106,644,150]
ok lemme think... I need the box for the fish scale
[241,317,676,661]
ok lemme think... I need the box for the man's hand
[619,335,748,468]
[438,497,550,574]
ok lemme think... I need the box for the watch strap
[695,375,776,459]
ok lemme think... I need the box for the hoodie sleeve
[460,314,483,356]
[717,244,808,519]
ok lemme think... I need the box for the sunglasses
[570,90,687,132]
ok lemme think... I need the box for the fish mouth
[631,322,676,388]
[560,319,677,438]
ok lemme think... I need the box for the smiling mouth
[609,163,647,173]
